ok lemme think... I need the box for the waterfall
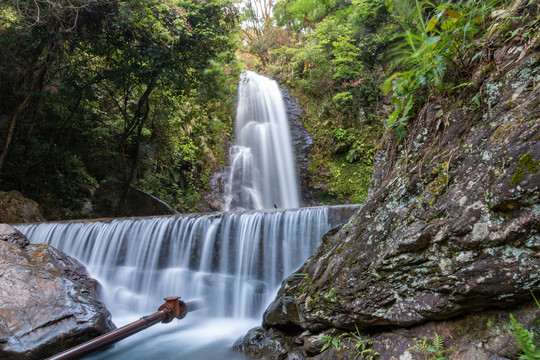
[15,207,358,318]
[15,206,359,359]
[12,73,359,359]
[224,71,300,211]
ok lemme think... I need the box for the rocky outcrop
[0,191,45,223]
[235,9,540,360]
[93,179,178,217]
[0,224,115,359]
[238,302,539,360]
[281,87,316,207]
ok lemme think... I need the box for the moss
[511,153,539,184]
[506,100,518,108]
[324,288,339,303]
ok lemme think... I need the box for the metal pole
[46,297,198,360]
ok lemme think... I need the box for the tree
[0,0,240,217]
[0,0,93,173]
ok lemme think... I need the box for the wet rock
[0,224,29,247]
[198,165,228,212]
[0,224,115,359]
[264,295,302,332]
[233,327,289,360]
[0,191,45,223]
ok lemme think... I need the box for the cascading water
[224,71,300,211]
[15,206,359,359]
[13,73,360,359]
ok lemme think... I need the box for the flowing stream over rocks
[224,71,300,211]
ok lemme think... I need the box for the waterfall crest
[16,206,358,321]
[224,71,300,211]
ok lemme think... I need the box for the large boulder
[0,224,115,359]
[0,191,45,223]
[93,179,178,217]
[237,10,540,360]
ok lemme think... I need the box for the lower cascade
[15,205,358,359]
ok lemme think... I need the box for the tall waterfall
[15,206,359,359]
[224,71,300,211]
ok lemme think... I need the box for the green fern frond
[531,291,540,309]
[509,314,540,360]
[433,332,444,351]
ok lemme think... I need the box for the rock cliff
[235,9,540,360]
[0,224,115,359]
[281,87,316,207]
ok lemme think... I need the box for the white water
[224,71,300,211]
[15,206,359,359]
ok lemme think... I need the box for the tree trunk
[0,96,32,174]
[0,37,54,174]
[116,81,154,215]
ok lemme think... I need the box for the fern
[433,332,444,352]
[321,334,333,352]
[411,332,448,360]
[509,314,540,360]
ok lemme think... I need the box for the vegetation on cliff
[240,0,394,203]
[239,0,539,206]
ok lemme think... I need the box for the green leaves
[0,0,240,217]
[509,314,540,360]
[424,35,441,45]
[384,0,503,138]
[332,35,363,80]
[411,332,448,360]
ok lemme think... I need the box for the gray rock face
[281,87,315,207]
[233,328,289,360]
[0,225,115,359]
[237,24,540,360]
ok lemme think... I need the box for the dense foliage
[2,0,535,217]
[241,0,397,203]
[0,0,239,218]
